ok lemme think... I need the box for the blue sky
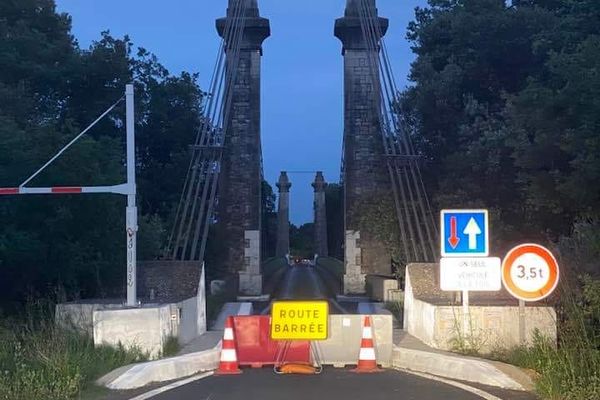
[55,0,427,224]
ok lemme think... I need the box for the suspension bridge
[161,0,437,298]
[1,2,548,398]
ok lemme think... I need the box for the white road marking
[128,371,214,400]
[395,368,504,400]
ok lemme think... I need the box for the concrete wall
[318,314,393,367]
[94,305,175,359]
[56,302,123,337]
[240,230,262,295]
[404,265,557,353]
[366,275,401,302]
[59,266,207,356]
[179,267,207,344]
[403,270,436,344]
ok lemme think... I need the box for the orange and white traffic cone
[215,316,242,375]
[351,315,382,373]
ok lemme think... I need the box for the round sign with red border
[501,244,559,302]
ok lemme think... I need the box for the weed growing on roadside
[0,303,147,400]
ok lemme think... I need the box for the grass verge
[0,317,147,400]
[384,300,404,325]
[492,276,600,400]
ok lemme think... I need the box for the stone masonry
[312,171,328,258]
[276,171,291,257]
[335,0,393,293]
[216,0,270,295]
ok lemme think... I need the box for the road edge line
[128,371,214,400]
[395,368,503,400]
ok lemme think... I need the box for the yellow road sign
[271,301,329,340]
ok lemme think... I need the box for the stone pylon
[216,0,270,295]
[335,0,393,293]
[312,172,328,258]
[276,172,291,258]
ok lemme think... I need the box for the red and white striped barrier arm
[0,183,132,196]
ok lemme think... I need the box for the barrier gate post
[0,84,139,306]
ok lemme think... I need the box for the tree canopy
[0,0,204,307]
[401,0,600,256]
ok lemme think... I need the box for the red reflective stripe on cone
[361,338,374,348]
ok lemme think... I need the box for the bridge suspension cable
[356,0,438,263]
[166,0,249,262]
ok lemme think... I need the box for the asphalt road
[276,264,332,300]
[105,264,537,400]
[150,368,492,400]
[267,264,351,314]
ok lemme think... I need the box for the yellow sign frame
[270,300,329,340]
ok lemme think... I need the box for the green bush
[160,336,181,358]
[384,300,404,324]
[491,274,600,400]
[484,220,600,400]
[492,331,600,400]
[0,317,147,400]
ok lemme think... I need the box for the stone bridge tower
[276,172,291,258]
[335,0,393,293]
[217,0,270,295]
[313,172,329,258]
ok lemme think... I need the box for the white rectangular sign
[440,257,501,291]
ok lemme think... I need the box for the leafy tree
[290,223,314,259]
[506,35,600,234]
[0,0,204,307]
[402,0,600,262]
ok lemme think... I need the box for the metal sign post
[518,299,526,344]
[501,243,560,345]
[462,290,469,336]
[440,209,495,338]
[0,84,138,306]
[125,84,138,307]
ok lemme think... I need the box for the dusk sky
[55,0,427,224]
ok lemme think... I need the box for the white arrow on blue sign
[440,209,489,257]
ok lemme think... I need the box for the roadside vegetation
[160,336,181,359]
[0,304,147,400]
[491,277,600,399]
[490,222,600,400]
[384,300,404,326]
[447,221,600,399]
[401,2,600,398]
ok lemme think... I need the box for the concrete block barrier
[315,314,393,367]
[392,346,532,391]
[98,347,220,390]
